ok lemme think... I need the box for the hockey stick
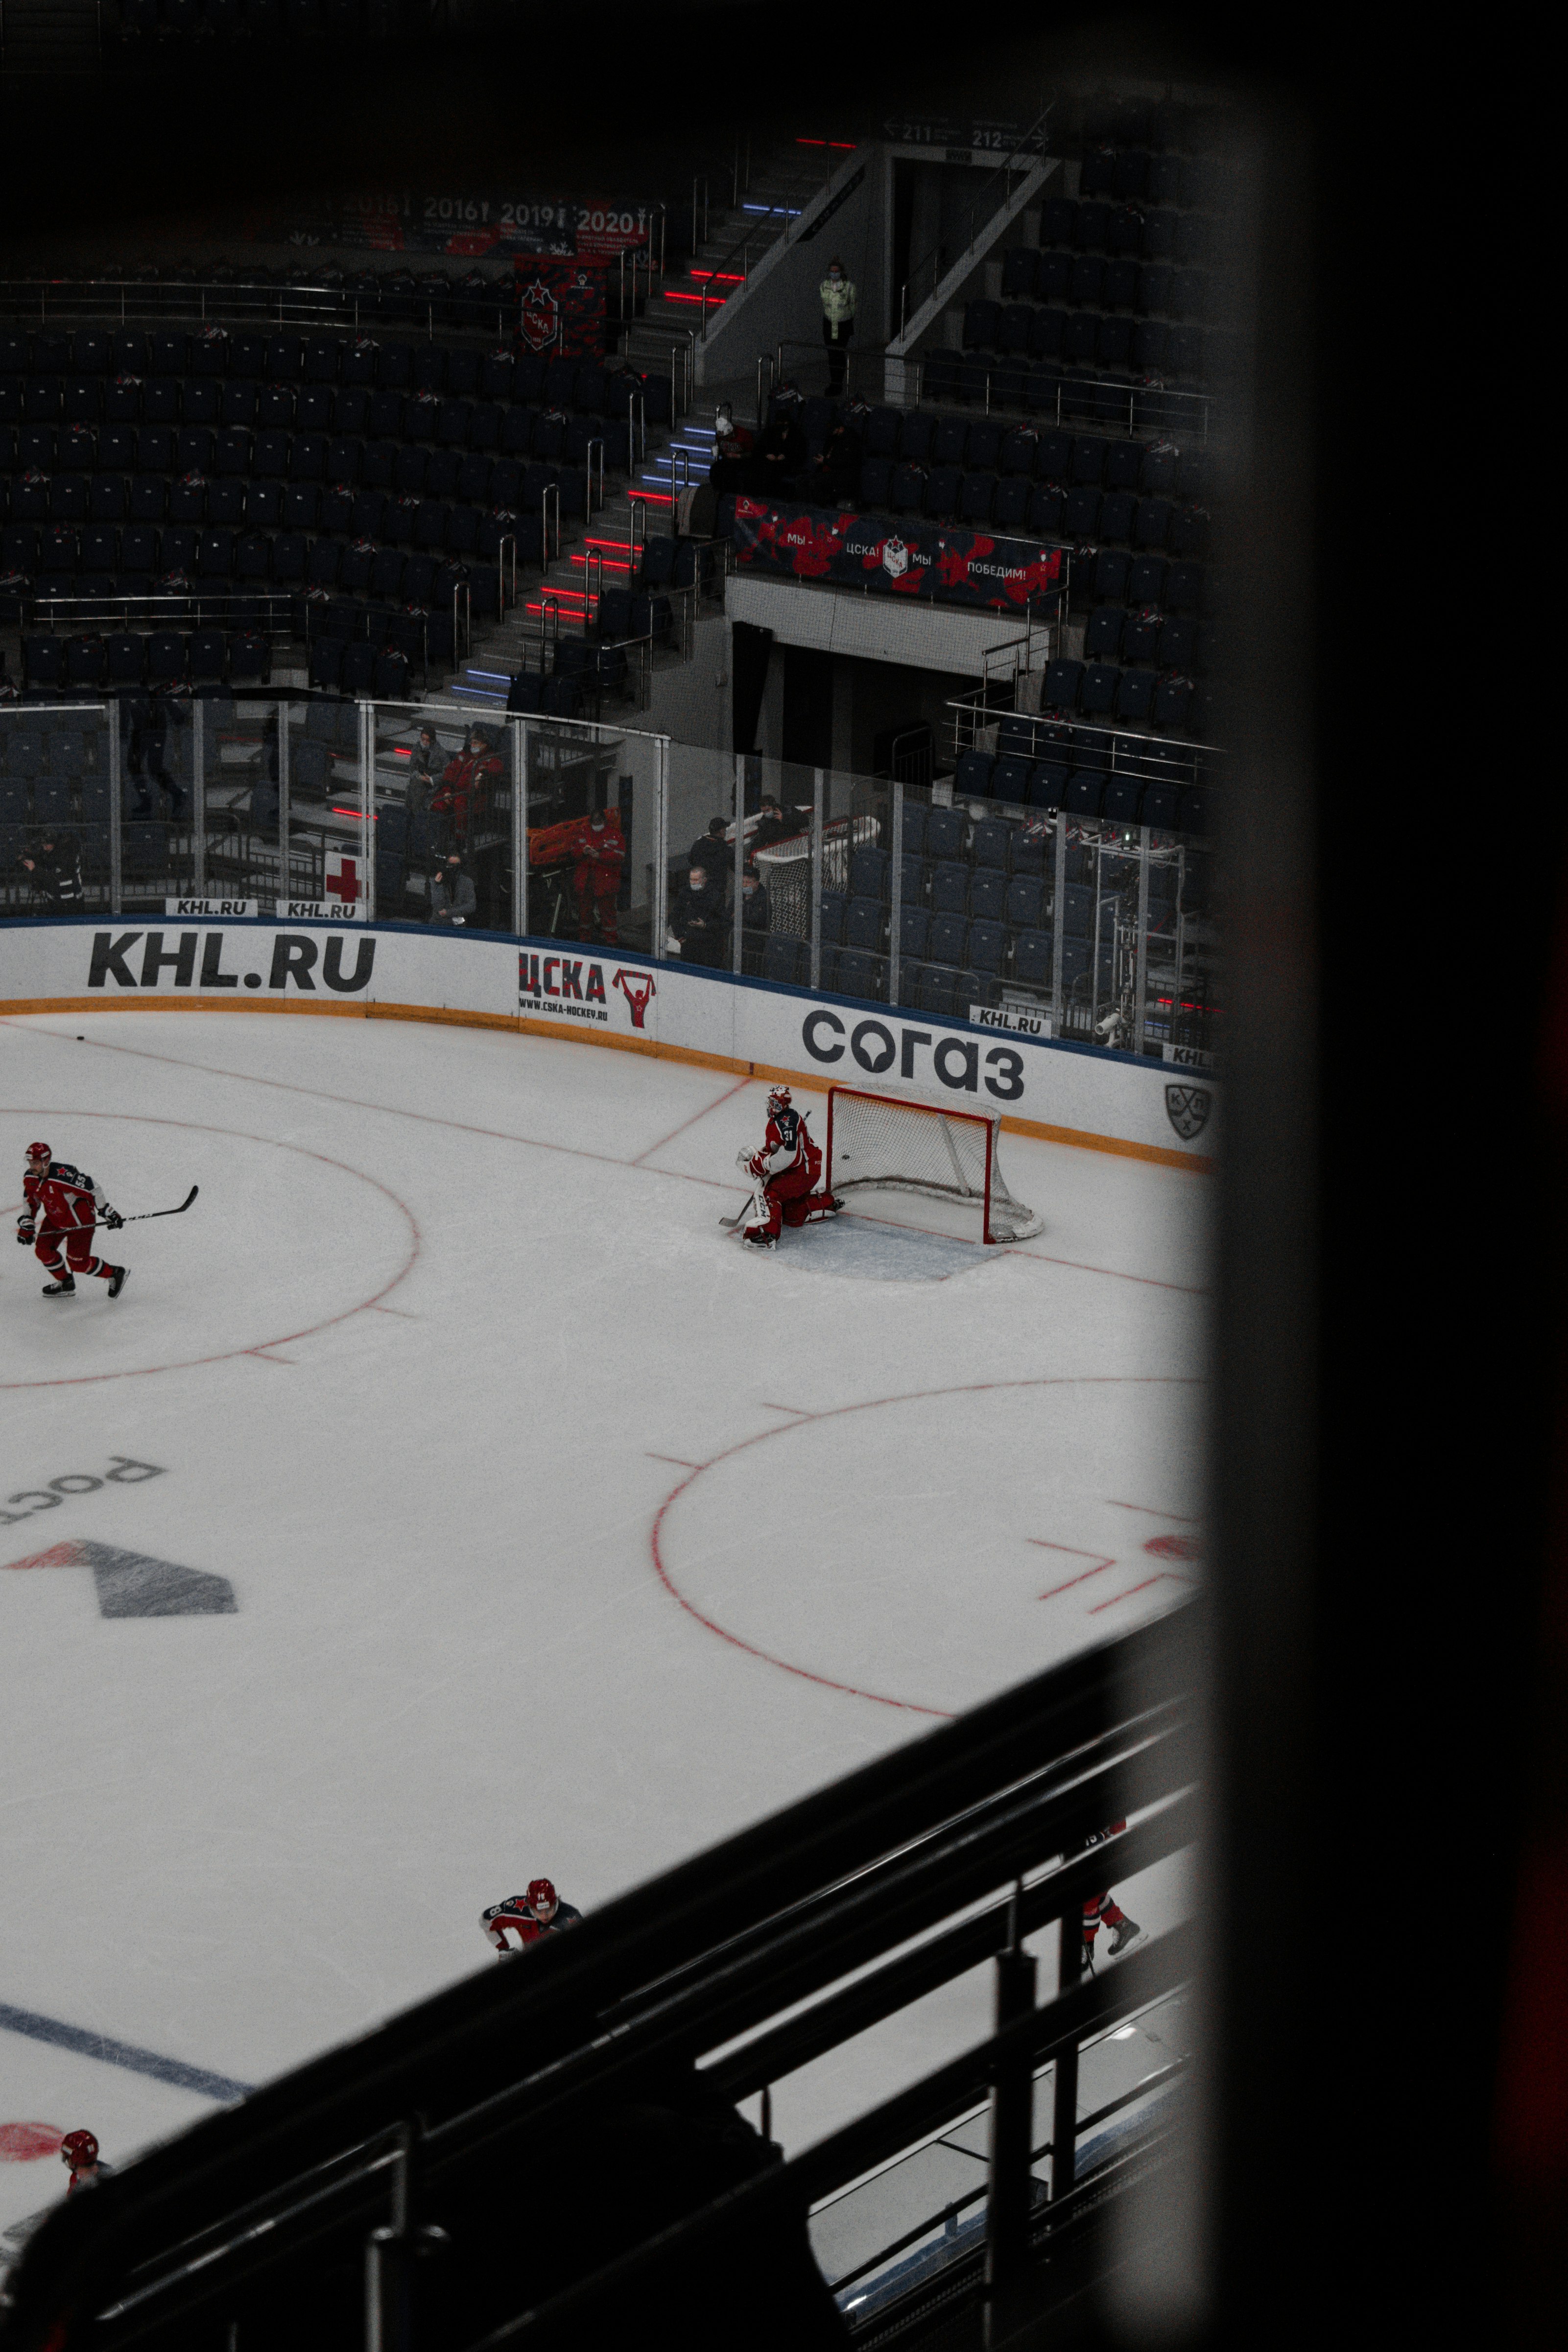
[719,1183,764,1232]
[67,1186,200,1235]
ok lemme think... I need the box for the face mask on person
[829,268,843,281]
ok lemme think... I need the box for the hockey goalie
[736,1088,843,1251]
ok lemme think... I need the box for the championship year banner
[246,191,655,263]
[728,498,1065,616]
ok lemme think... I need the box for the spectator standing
[125,688,188,817]
[405,723,443,819]
[431,721,502,844]
[706,404,755,500]
[18,831,85,911]
[750,794,810,854]
[688,813,731,872]
[819,256,857,395]
[428,853,476,925]
[568,805,625,945]
[669,861,728,965]
[740,861,770,935]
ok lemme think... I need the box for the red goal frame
[825,1085,1008,1244]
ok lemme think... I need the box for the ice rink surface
[0,1008,1207,2234]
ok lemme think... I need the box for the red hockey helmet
[766,1087,792,1117]
[526,1877,558,1913]
[25,1140,51,1167]
[61,2130,98,2166]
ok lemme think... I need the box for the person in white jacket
[820,256,856,394]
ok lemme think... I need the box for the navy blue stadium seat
[1043,658,1082,710]
[930,861,968,915]
[925,806,965,861]
[955,749,995,798]
[969,871,1006,923]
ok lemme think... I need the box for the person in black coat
[748,403,807,498]
[124,689,189,817]
[687,814,731,872]
[670,862,729,965]
[18,831,85,911]
[809,416,863,508]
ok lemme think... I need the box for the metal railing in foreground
[0,276,518,343]
[0,1606,1202,2352]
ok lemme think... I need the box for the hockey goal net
[825,1086,1043,1244]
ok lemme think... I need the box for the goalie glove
[103,1209,124,1230]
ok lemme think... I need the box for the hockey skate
[41,1274,76,1297]
[106,1265,129,1299]
[1107,1917,1141,1956]
[741,1228,777,1251]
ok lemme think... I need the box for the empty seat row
[1071,150,1217,207]
[953,751,1209,830]
[1039,197,1217,261]
[2,408,628,480]
[0,357,658,432]
[6,504,534,574]
[19,628,283,689]
[0,333,624,410]
[1085,607,1203,669]
[1001,249,1210,318]
[1039,661,1204,730]
[856,412,1209,498]
[919,351,1207,428]
[0,728,101,775]
[963,301,1210,378]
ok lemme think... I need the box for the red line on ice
[648,1376,1201,1715]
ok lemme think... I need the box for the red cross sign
[324,851,360,906]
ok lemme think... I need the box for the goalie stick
[720,1150,765,1231]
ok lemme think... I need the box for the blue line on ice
[0,2003,252,2104]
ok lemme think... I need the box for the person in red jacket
[568,806,625,945]
[738,1088,842,1250]
[18,1141,128,1299]
[430,722,503,842]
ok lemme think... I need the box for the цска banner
[728,498,1065,615]
[515,259,608,360]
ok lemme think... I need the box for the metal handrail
[586,436,604,520]
[897,97,1056,337]
[452,575,471,664]
[497,532,517,619]
[0,274,516,343]
[541,481,561,565]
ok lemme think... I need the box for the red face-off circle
[0,2122,65,2162]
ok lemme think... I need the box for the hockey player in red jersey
[738,1088,842,1250]
[479,1877,583,1954]
[61,2131,112,2193]
[1077,1822,1141,1966]
[18,1142,128,1299]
